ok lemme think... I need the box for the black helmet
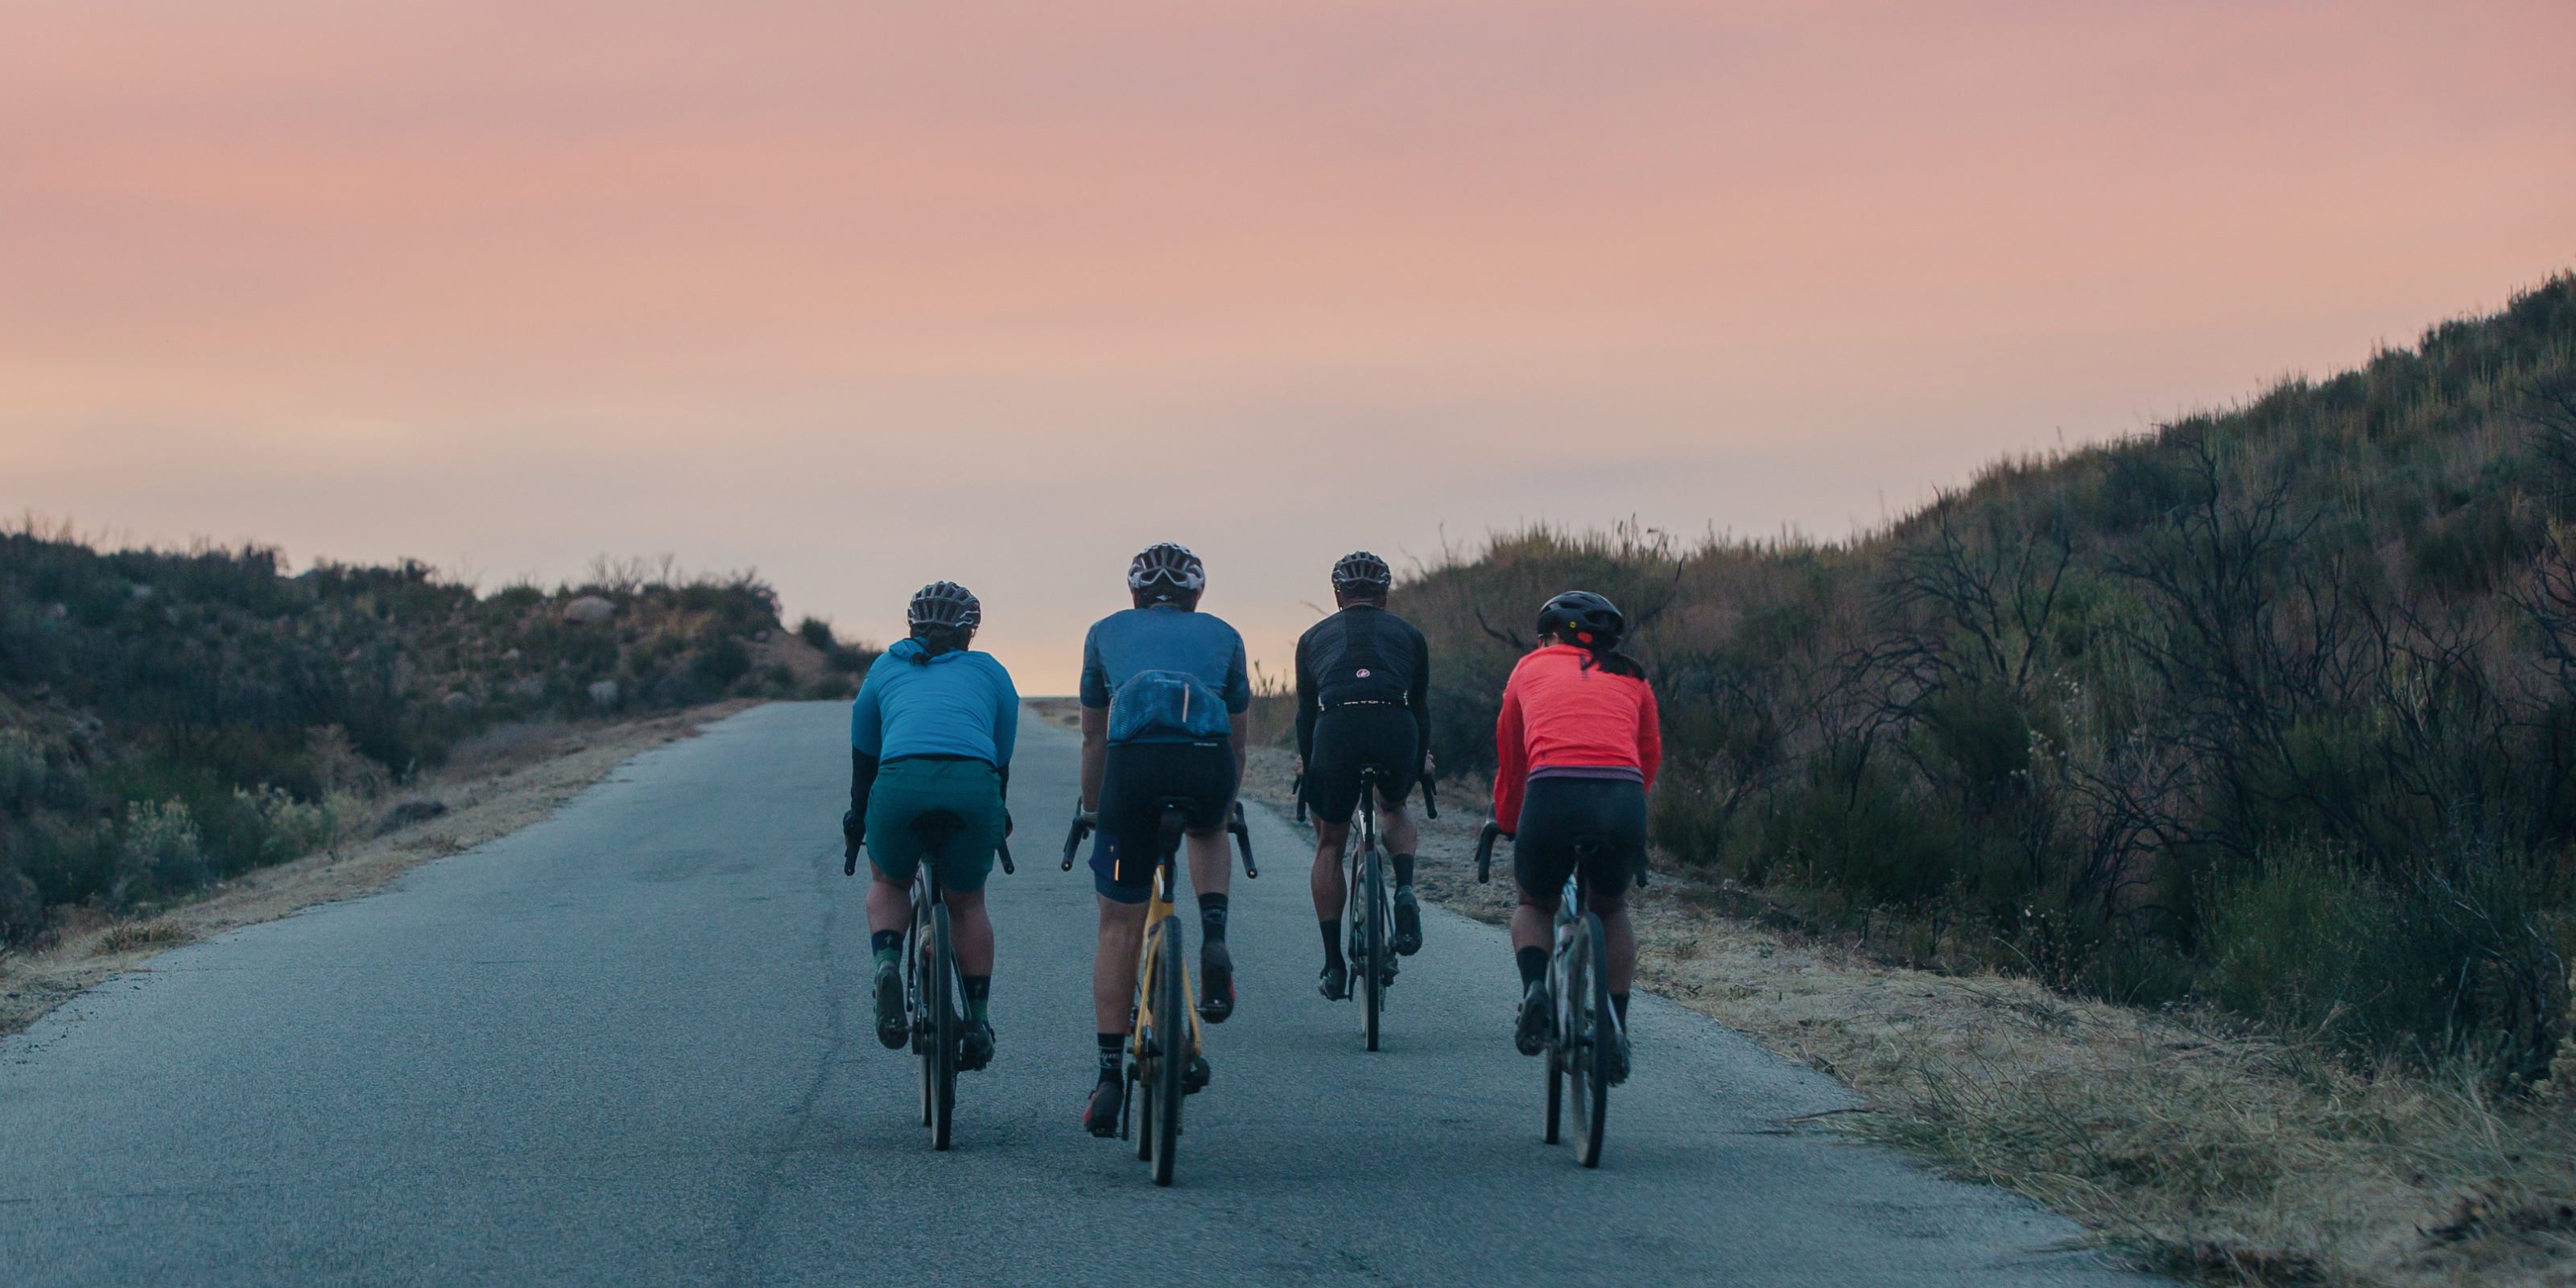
[1535,591,1624,650]
[1127,542,1206,602]
[907,581,981,630]
[1331,551,1392,595]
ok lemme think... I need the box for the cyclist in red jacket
[1492,591,1659,1071]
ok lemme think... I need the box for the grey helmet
[1331,551,1392,595]
[906,580,982,630]
[1127,543,1206,603]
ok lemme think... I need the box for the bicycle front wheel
[1155,915,1187,1186]
[931,902,958,1151]
[1362,847,1385,1052]
[1567,911,1611,1168]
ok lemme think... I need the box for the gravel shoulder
[1216,736,2576,1288]
[0,701,757,1037]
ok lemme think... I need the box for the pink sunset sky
[3,0,2571,691]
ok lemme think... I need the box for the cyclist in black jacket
[1295,551,1435,1001]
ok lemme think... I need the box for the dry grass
[0,700,756,1037]
[1236,745,2576,1287]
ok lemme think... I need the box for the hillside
[1396,273,2576,1082]
[0,541,877,946]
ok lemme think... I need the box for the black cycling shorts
[1091,739,1238,903]
[1512,774,1646,909]
[1301,705,1419,828]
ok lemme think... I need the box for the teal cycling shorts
[863,758,1005,893]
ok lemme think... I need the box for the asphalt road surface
[3,703,2161,1286]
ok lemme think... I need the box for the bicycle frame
[1129,841,1202,1109]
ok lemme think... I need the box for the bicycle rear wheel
[911,901,933,1128]
[1361,846,1385,1052]
[1567,911,1611,1168]
[931,903,958,1151]
[1154,915,1187,1186]
[1543,1042,1564,1144]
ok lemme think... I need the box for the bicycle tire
[1134,927,1156,1164]
[1569,911,1611,1168]
[1544,1042,1564,1145]
[1154,915,1186,1186]
[1362,846,1385,1052]
[931,902,957,1151]
[911,899,933,1129]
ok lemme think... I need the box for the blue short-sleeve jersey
[850,638,1021,766]
[1079,605,1253,744]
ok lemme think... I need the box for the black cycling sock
[1611,993,1630,1024]
[869,930,902,969]
[1516,946,1548,987]
[962,976,991,1023]
[1392,852,1416,887]
[1096,1033,1125,1082]
[1198,892,1229,943]
[1319,919,1344,968]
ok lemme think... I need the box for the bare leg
[1309,820,1348,923]
[866,870,910,937]
[1092,896,1148,1033]
[1184,826,1230,899]
[943,887,994,976]
[1510,900,1549,954]
[1379,795,1418,863]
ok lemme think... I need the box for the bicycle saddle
[910,810,967,839]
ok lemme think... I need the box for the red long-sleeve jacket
[1492,644,1662,833]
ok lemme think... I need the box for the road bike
[848,809,1013,1152]
[1327,766,1436,1051]
[1062,798,1255,1185]
[1478,819,1622,1168]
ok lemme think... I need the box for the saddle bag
[1108,669,1232,742]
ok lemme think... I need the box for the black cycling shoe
[1183,1055,1212,1095]
[1379,952,1400,989]
[1317,961,1350,1001]
[1605,1031,1631,1086]
[1392,886,1424,956]
[872,963,907,1051]
[1084,1078,1124,1137]
[1514,979,1551,1056]
[1198,939,1234,1024]
[960,1019,995,1071]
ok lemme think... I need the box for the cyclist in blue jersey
[841,581,1021,1071]
[1075,542,1253,1137]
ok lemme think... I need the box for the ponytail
[1579,646,1648,681]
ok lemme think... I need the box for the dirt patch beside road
[1236,744,2576,1287]
[0,702,756,1038]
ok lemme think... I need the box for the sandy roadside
[0,701,758,1038]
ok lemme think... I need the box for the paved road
[3,704,2157,1286]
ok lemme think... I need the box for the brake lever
[1060,797,1093,872]
[1228,800,1258,878]
[1421,776,1439,820]
[1474,820,1502,884]
[997,840,1015,876]
[1291,773,1307,824]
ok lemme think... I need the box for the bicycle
[1330,767,1437,1051]
[1477,819,1621,1168]
[1062,798,1256,1186]
[848,808,1013,1152]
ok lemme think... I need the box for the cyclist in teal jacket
[843,581,1020,1071]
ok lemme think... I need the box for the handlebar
[1061,799,1094,872]
[1421,776,1439,820]
[997,839,1015,876]
[1475,820,1503,884]
[1228,800,1259,878]
[1290,773,1307,824]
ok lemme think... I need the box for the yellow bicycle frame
[1128,852,1202,1089]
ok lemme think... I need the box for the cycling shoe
[1084,1079,1124,1137]
[1392,886,1423,956]
[873,964,907,1051]
[1183,1055,1212,1095]
[960,1019,995,1071]
[1198,939,1235,1024]
[1317,961,1350,1001]
[1514,980,1551,1056]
